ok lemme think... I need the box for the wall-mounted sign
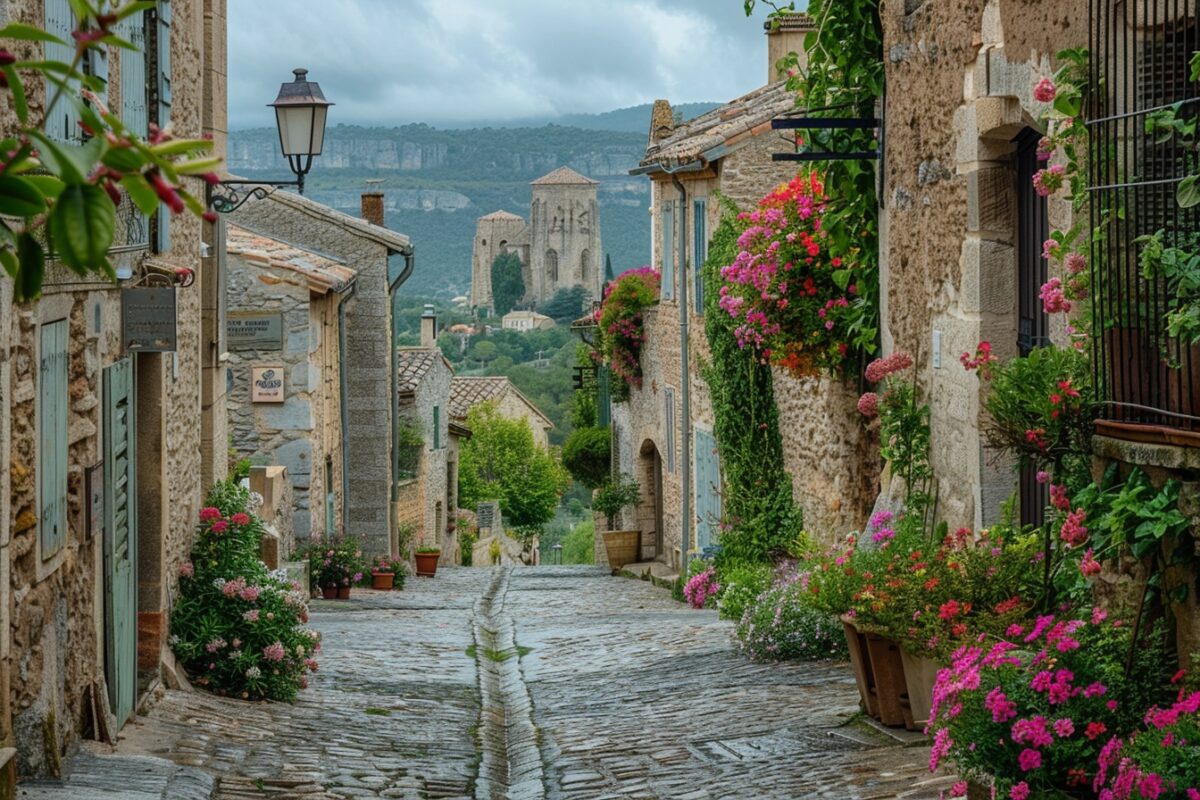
[227,311,284,350]
[251,365,285,403]
[122,287,177,352]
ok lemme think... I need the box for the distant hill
[435,102,723,133]
[228,122,664,298]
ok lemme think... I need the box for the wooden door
[103,357,137,727]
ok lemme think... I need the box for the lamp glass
[275,105,315,156]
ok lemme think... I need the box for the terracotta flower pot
[336,585,351,599]
[372,572,395,591]
[321,585,338,600]
[415,552,440,577]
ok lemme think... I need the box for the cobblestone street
[18,567,956,799]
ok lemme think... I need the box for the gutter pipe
[388,249,416,550]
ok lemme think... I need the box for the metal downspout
[670,172,691,564]
[337,283,356,534]
[388,251,416,550]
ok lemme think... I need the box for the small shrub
[561,520,595,565]
[171,480,320,702]
[736,567,849,662]
[562,427,612,489]
[715,561,773,622]
[300,536,366,592]
[683,565,720,609]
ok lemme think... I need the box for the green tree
[562,427,611,488]
[469,339,498,364]
[604,253,615,285]
[540,285,590,321]
[458,402,570,529]
[490,252,526,315]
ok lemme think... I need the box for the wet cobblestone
[18,566,956,799]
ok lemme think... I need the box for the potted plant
[593,474,641,574]
[307,537,364,599]
[414,545,441,578]
[371,555,407,591]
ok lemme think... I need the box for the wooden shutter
[39,319,69,559]
[660,201,675,300]
[43,0,79,143]
[152,0,172,252]
[693,199,707,314]
[119,11,149,137]
[694,429,722,552]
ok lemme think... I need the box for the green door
[103,357,137,727]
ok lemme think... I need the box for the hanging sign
[122,287,177,352]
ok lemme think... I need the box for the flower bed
[170,480,320,702]
[735,563,848,662]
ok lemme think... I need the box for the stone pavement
[17,566,956,799]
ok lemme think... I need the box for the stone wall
[230,194,398,555]
[394,350,453,562]
[469,214,526,311]
[4,0,221,776]
[494,389,552,450]
[881,0,1085,529]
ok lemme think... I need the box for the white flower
[245,666,261,679]
[168,634,180,646]
[212,577,226,589]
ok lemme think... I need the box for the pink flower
[243,609,259,622]
[239,585,260,602]
[1033,164,1066,197]
[1065,252,1087,274]
[178,561,194,578]
[263,641,286,662]
[1010,782,1030,800]
[1034,77,1057,103]
[199,507,222,522]
[1018,748,1042,772]
[230,512,251,526]
[1053,718,1075,737]
[1040,277,1072,314]
[1080,549,1102,577]
[1036,470,1049,484]
[949,782,968,797]
[857,392,879,418]
[1059,509,1089,547]
[865,351,914,383]
[210,520,229,534]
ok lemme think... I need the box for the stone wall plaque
[121,287,176,352]
[227,311,284,350]
[251,365,285,403]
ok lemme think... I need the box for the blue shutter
[694,429,722,552]
[154,0,172,252]
[660,201,675,300]
[693,199,707,314]
[120,12,149,137]
[43,0,79,143]
[39,320,69,559]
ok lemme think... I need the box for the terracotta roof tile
[226,224,357,294]
[396,348,441,394]
[449,376,554,429]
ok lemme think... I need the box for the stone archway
[635,440,664,563]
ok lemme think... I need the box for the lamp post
[209,68,333,213]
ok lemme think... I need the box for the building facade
[225,225,356,545]
[3,0,228,782]
[501,311,555,332]
[469,167,603,313]
[449,376,554,450]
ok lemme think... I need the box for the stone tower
[527,167,602,306]
[469,210,527,312]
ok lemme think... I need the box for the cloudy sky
[228,0,782,129]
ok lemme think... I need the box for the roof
[479,209,525,222]
[639,81,796,169]
[449,376,554,429]
[396,347,453,395]
[226,224,357,294]
[502,310,552,321]
[238,188,413,255]
[530,166,598,186]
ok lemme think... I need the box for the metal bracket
[207,179,300,215]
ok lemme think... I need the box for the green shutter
[433,406,441,450]
[693,199,707,314]
[661,201,675,300]
[694,429,722,552]
[39,320,69,559]
[153,0,172,252]
[44,0,79,143]
[120,12,149,137]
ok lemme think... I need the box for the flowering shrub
[717,172,875,377]
[683,565,720,609]
[371,555,409,589]
[597,267,660,400]
[715,560,773,622]
[1095,683,1200,798]
[735,564,849,662]
[303,536,365,590]
[927,610,1172,798]
[171,481,320,702]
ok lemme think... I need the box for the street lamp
[209,68,334,213]
[552,543,563,565]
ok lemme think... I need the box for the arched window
[546,249,559,283]
[580,248,591,285]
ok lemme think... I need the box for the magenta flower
[199,507,221,522]
[1017,748,1042,772]
[210,520,229,534]
[857,392,879,418]
[1033,77,1057,103]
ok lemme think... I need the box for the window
[693,198,708,314]
[661,201,675,300]
[433,405,441,450]
[39,320,69,560]
[546,249,558,284]
[664,387,676,473]
[1015,129,1049,355]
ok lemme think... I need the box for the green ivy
[702,198,801,563]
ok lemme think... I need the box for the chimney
[649,99,674,143]
[361,183,385,227]
[764,13,816,83]
[420,304,438,348]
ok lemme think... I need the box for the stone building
[501,310,555,332]
[394,308,467,563]
[2,0,229,782]
[468,167,603,313]
[607,15,875,569]
[449,377,554,450]
[225,225,357,544]
[229,190,414,557]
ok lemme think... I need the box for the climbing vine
[703,198,801,563]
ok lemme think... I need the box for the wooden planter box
[602,530,640,574]
[840,615,912,729]
[900,649,941,731]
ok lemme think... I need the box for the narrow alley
[17,569,953,800]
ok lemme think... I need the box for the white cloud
[227,0,774,128]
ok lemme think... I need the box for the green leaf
[831,268,851,290]
[1053,92,1083,118]
[47,182,115,273]
[66,0,94,23]
[27,131,87,185]
[148,138,215,158]
[114,1,157,21]
[119,174,159,216]
[1178,174,1200,209]
[21,174,64,200]
[0,23,67,44]
[2,66,26,123]
[14,231,44,301]
[101,145,146,174]
[0,175,47,217]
